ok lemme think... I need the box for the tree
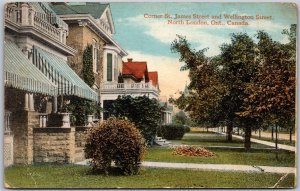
[170,35,225,130]
[217,33,259,145]
[239,25,296,149]
[108,95,161,145]
[173,111,188,125]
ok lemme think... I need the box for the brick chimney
[127,58,133,62]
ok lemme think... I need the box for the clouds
[124,15,229,57]
[112,5,294,99]
[124,50,189,98]
[120,14,290,56]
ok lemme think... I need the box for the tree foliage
[239,25,296,129]
[108,95,161,145]
[170,35,225,127]
[170,25,296,149]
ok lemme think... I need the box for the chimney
[127,58,133,62]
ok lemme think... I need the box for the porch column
[100,99,104,121]
[52,96,57,113]
[24,93,29,110]
[21,3,29,25]
[28,93,34,111]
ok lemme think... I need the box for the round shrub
[184,125,191,133]
[160,124,185,140]
[85,118,145,175]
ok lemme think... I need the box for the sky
[109,2,297,99]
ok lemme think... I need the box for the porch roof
[4,40,57,95]
[32,46,98,102]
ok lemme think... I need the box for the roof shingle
[122,59,149,82]
[50,2,108,18]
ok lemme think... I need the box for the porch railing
[101,82,158,92]
[5,3,68,44]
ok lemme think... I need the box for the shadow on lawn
[84,166,142,176]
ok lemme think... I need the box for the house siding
[66,23,104,88]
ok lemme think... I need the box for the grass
[172,133,273,148]
[251,135,295,146]
[145,147,295,167]
[4,164,295,188]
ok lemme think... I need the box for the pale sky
[110,2,297,98]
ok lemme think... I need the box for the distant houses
[4,2,163,166]
[50,3,160,120]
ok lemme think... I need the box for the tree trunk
[271,126,274,140]
[237,128,239,135]
[275,124,278,160]
[289,128,292,143]
[244,126,251,150]
[259,129,261,138]
[226,124,233,142]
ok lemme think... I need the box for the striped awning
[32,46,98,102]
[4,40,57,95]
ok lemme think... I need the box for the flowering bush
[172,146,214,157]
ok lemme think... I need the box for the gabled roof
[50,2,109,19]
[122,59,149,82]
[148,71,158,87]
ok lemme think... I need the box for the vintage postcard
[3,1,297,189]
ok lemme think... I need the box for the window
[92,39,98,73]
[107,53,112,81]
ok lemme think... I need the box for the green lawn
[172,133,273,148]
[4,164,295,188]
[145,147,295,167]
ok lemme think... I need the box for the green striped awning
[32,46,98,102]
[4,40,57,95]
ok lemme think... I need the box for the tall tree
[170,36,225,130]
[217,33,259,145]
[239,25,296,148]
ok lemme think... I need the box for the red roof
[148,71,158,87]
[122,59,149,81]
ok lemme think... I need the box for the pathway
[76,160,295,174]
[252,131,295,141]
[217,132,296,152]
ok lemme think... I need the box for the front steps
[154,136,171,146]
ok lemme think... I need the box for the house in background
[4,2,98,166]
[50,2,127,98]
[101,58,160,120]
[50,2,160,120]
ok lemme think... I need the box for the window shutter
[107,53,112,81]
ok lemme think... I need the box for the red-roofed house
[148,71,159,89]
[100,58,160,119]
[122,59,149,83]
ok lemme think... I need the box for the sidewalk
[215,132,296,152]
[252,131,295,141]
[76,160,295,174]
